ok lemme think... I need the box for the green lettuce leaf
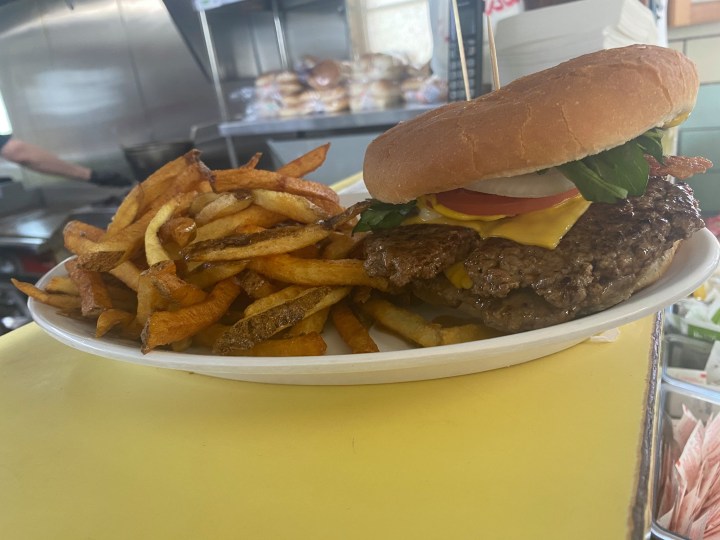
[556,127,664,203]
[353,200,417,233]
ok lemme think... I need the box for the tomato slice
[434,188,580,217]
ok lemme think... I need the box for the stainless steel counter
[218,104,440,137]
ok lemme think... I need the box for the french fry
[194,323,327,356]
[189,192,222,216]
[107,150,210,234]
[248,254,389,290]
[211,167,340,204]
[44,276,79,296]
[286,307,330,336]
[191,205,285,244]
[63,220,105,255]
[184,261,248,289]
[159,217,196,248]
[109,261,142,292]
[77,208,158,271]
[142,277,242,353]
[250,188,330,223]
[96,309,137,338]
[277,143,329,178]
[135,262,176,326]
[234,269,279,299]
[11,278,82,311]
[194,192,252,226]
[358,297,443,348]
[213,286,349,353]
[150,271,207,308]
[439,323,503,345]
[64,258,113,317]
[321,231,365,259]
[241,152,262,170]
[243,285,308,318]
[144,192,196,266]
[331,301,379,353]
[183,223,331,262]
[231,333,327,357]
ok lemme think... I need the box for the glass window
[0,89,12,136]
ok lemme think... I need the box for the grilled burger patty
[362,177,704,333]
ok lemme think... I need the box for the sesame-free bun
[363,45,699,203]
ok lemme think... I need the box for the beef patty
[362,177,704,333]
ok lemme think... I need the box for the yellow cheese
[444,261,473,289]
[405,194,591,250]
[418,195,506,222]
[663,112,690,128]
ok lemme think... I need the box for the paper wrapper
[657,406,720,539]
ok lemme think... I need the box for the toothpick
[450,0,471,101]
[486,13,501,90]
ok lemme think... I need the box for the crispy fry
[286,307,330,336]
[212,167,339,204]
[150,271,207,308]
[250,188,329,223]
[183,223,331,262]
[331,301,379,353]
[277,143,329,178]
[11,278,82,311]
[184,261,248,289]
[214,286,349,353]
[439,323,503,345]
[358,297,442,348]
[107,150,210,234]
[195,192,252,225]
[231,333,327,357]
[159,217,196,247]
[192,205,285,244]
[189,192,222,216]
[44,276,79,296]
[63,220,105,255]
[142,277,242,353]
[243,285,308,318]
[234,268,279,299]
[145,192,196,266]
[96,309,137,338]
[109,261,141,292]
[135,262,176,326]
[64,258,113,317]
[241,152,262,170]
[248,254,389,290]
[77,209,156,271]
[321,231,365,259]
[194,323,327,356]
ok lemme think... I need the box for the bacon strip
[647,155,714,179]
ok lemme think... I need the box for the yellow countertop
[0,318,660,540]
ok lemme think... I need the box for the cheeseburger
[357,44,713,333]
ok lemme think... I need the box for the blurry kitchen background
[0,0,718,332]
[1,0,718,191]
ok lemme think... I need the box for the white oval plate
[28,229,719,385]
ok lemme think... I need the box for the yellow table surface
[0,319,660,540]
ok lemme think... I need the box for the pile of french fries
[13,145,497,357]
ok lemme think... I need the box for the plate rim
[27,228,720,381]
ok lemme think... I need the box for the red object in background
[18,251,56,276]
[485,0,522,15]
[705,214,720,238]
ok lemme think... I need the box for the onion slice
[463,169,575,198]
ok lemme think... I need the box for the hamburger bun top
[363,45,699,203]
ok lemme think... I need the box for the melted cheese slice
[405,194,591,250]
